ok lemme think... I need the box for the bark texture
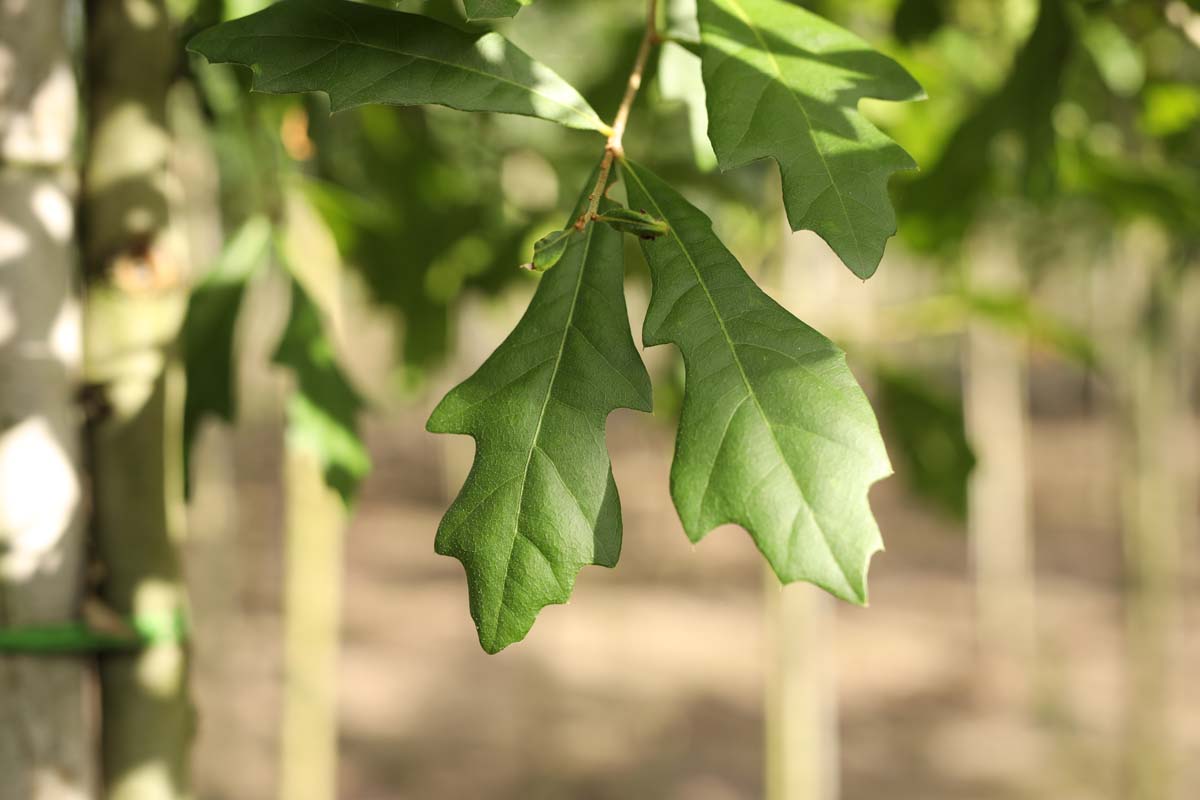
[82,1,193,797]
[0,1,93,797]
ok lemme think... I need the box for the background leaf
[874,366,974,520]
[426,187,652,653]
[697,0,924,278]
[896,0,1072,254]
[272,274,371,506]
[188,0,609,132]
[182,216,272,494]
[622,159,890,603]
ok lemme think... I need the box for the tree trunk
[962,241,1035,706]
[81,1,193,797]
[764,578,838,800]
[1112,250,1181,800]
[0,1,94,798]
[279,446,347,800]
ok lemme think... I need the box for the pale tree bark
[0,1,93,798]
[764,580,838,800]
[280,447,347,800]
[962,235,1036,706]
[81,0,193,797]
[1108,234,1184,800]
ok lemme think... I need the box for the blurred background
[3,0,1199,798]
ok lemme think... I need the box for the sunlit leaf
[697,0,924,277]
[622,159,890,603]
[427,181,652,653]
[188,0,610,133]
[464,0,532,21]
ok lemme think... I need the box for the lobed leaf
[464,0,532,21]
[427,182,652,653]
[622,159,890,603]
[188,0,609,133]
[697,0,924,278]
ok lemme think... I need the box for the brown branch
[575,0,659,230]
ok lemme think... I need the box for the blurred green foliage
[176,0,1199,517]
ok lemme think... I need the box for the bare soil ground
[185,411,1199,800]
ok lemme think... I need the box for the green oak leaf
[697,0,924,278]
[182,216,271,496]
[188,0,609,133]
[622,159,890,603]
[464,0,532,21]
[427,186,652,653]
[273,276,371,506]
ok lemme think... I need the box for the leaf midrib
[624,163,856,591]
[214,29,605,131]
[712,0,863,264]
[490,223,597,642]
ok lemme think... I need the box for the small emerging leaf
[188,0,609,133]
[428,179,651,653]
[596,207,670,239]
[528,228,574,272]
[622,159,891,603]
[464,0,532,21]
[697,0,924,278]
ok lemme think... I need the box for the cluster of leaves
[856,0,1200,518]
[189,0,926,652]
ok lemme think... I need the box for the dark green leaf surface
[427,189,652,653]
[897,0,1071,253]
[273,276,371,505]
[182,217,271,495]
[697,0,923,277]
[875,366,973,520]
[464,0,531,20]
[622,159,890,603]
[188,0,608,132]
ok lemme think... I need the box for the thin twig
[575,0,659,230]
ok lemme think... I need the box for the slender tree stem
[576,0,659,229]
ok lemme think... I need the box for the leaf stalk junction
[575,0,660,230]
